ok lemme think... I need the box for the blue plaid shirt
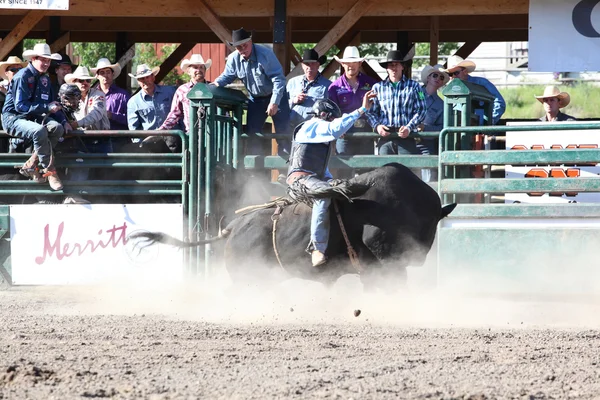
[366,76,427,132]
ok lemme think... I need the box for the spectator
[366,48,427,156]
[127,64,177,151]
[444,55,506,125]
[419,64,449,154]
[213,28,290,156]
[1,43,71,190]
[535,86,576,122]
[91,58,131,151]
[51,54,76,95]
[0,56,27,152]
[328,46,377,155]
[159,53,212,151]
[286,48,331,129]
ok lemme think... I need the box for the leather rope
[271,204,286,272]
[333,199,363,274]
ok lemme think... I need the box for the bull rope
[271,204,287,272]
[333,200,363,274]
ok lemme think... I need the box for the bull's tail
[440,203,457,220]
[128,229,231,249]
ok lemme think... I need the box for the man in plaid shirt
[366,48,427,155]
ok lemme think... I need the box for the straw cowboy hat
[64,66,95,84]
[0,56,27,80]
[444,55,476,73]
[228,28,253,47]
[378,47,416,68]
[334,46,364,63]
[301,48,327,65]
[128,64,160,79]
[535,85,571,108]
[180,54,212,71]
[90,58,122,79]
[421,64,450,85]
[22,43,62,61]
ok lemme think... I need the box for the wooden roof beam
[49,31,70,53]
[191,0,234,51]
[287,0,374,79]
[154,42,197,84]
[0,11,47,61]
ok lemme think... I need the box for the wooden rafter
[0,11,46,61]
[287,0,374,79]
[49,31,70,53]
[449,41,482,66]
[191,0,234,51]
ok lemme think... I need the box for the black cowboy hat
[228,28,253,47]
[51,53,78,70]
[301,48,327,65]
[378,46,415,68]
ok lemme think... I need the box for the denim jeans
[246,95,291,156]
[378,137,436,181]
[299,175,331,253]
[2,114,63,168]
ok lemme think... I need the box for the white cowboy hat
[180,54,212,71]
[421,64,450,85]
[128,64,160,79]
[0,56,27,80]
[333,46,364,63]
[90,58,122,79]
[444,55,476,73]
[535,85,571,108]
[64,66,95,84]
[22,43,62,61]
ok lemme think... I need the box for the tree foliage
[133,43,186,86]
[71,42,116,68]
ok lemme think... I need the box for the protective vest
[287,122,332,179]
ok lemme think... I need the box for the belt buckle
[353,119,366,129]
[414,137,422,144]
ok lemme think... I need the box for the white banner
[0,0,68,10]
[10,204,184,285]
[529,0,600,72]
[505,121,600,204]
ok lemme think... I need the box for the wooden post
[430,16,439,66]
[115,33,133,92]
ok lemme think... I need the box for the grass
[500,83,600,120]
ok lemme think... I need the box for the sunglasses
[430,73,443,80]
[450,69,464,77]
[7,67,21,73]
[73,79,91,83]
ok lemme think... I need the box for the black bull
[131,163,456,290]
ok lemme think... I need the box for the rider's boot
[19,151,46,183]
[311,250,327,267]
[41,153,63,191]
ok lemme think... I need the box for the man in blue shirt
[286,91,376,267]
[286,48,331,129]
[2,43,72,190]
[444,55,506,125]
[127,64,178,152]
[214,28,290,156]
[366,48,427,156]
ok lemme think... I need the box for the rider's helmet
[58,83,82,115]
[312,99,342,121]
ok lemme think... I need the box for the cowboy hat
[535,85,571,108]
[51,53,77,70]
[228,28,252,47]
[90,58,122,79]
[333,46,364,63]
[0,56,27,80]
[378,46,416,68]
[22,43,62,61]
[301,48,327,65]
[64,66,95,84]
[180,54,212,71]
[421,64,450,85]
[444,55,476,73]
[128,64,160,79]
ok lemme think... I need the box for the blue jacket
[2,63,67,125]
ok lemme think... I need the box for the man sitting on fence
[536,86,576,122]
[366,48,427,157]
[1,43,72,190]
[286,91,376,267]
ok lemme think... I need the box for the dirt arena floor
[2,275,600,399]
